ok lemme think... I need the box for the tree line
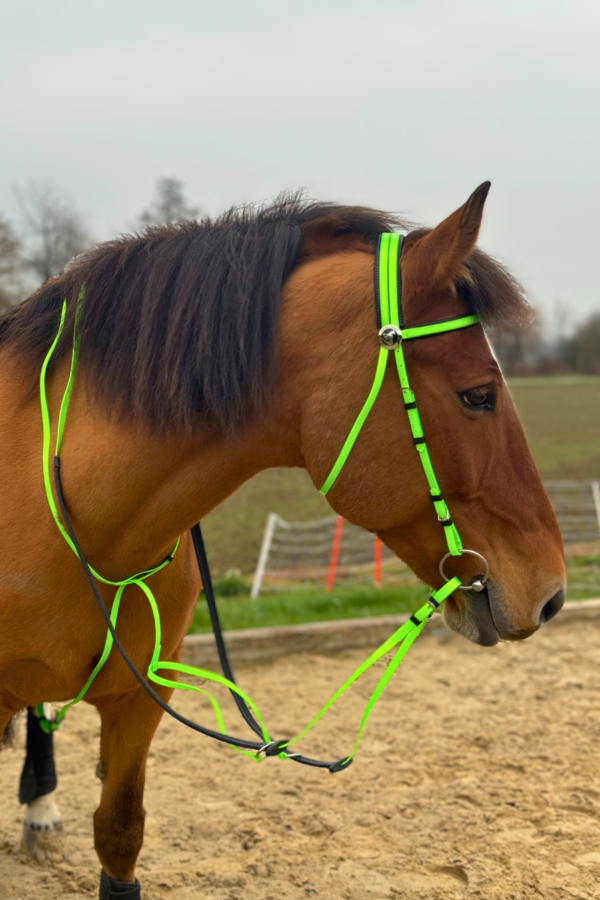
[490,315,600,376]
[0,180,598,375]
[0,177,198,313]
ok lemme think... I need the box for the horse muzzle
[443,580,565,646]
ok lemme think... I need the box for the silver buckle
[378,324,402,349]
[255,741,301,760]
[255,741,278,759]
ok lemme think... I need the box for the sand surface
[1,616,600,899]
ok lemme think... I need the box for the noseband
[36,232,488,773]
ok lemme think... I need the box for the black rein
[53,456,349,772]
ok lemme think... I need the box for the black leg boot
[19,709,57,804]
[99,870,141,899]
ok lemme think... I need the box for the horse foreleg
[20,707,64,861]
[93,686,170,899]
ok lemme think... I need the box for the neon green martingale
[38,296,270,751]
[37,233,482,770]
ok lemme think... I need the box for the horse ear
[415,181,491,285]
[300,214,371,260]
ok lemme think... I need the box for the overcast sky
[1,0,598,329]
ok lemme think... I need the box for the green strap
[40,300,72,553]
[39,296,179,587]
[378,233,391,324]
[402,314,479,341]
[279,576,460,766]
[37,572,125,732]
[319,348,389,495]
[393,347,462,557]
[55,286,84,455]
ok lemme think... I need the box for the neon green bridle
[320,231,488,587]
[36,231,488,772]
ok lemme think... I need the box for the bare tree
[14,181,93,283]
[561,311,600,374]
[488,314,549,375]
[0,213,24,312]
[138,177,200,228]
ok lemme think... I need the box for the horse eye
[458,384,496,412]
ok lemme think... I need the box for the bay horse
[0,184,565,898]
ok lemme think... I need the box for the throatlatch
[37,232,487,772]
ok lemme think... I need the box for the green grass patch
[508,379,600,480]
[188,583,429,634]
[188,573,598,636]
[565,554,600,600]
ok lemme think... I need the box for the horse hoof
[21,793,65,862]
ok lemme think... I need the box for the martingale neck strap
[39,291,180,587]
[320,232,481,561]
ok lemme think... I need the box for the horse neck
[1,250,373,581]
[64,251,376,579]
[31,362,304,581]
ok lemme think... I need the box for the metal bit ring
[439,549,490,592]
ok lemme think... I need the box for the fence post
[326,516,345,592]
[374,537,382,588]
[251,512,278,599]
[592,481,600,538]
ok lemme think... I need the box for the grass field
[202,376,600,574]
[508,376,600,481]
[189,582,429,633]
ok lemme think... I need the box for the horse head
[281,184,565,645]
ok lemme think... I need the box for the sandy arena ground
[1,615,600,900]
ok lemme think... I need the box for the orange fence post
[374,536,382,588]
[326,516,345,592]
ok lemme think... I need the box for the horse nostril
[539,589,565,626]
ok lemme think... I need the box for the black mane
[0,193,528,433]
